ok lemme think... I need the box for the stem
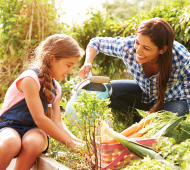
[92,127,98,170]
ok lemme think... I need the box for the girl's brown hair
[31,34,85,120]
[135,18,174,113]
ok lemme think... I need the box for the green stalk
[152,116,183,138]
[105,127,165,160]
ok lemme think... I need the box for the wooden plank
[6,159,36,170]
[7,154,71,170]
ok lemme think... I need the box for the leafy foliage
[60,76,82,110]
[0,0,64,59]
[0,0,66,103]
[157,138,190,169]
[60,76,134,133]
[72,90,112,169]
[102,0,190,21]
[102,0,162,21]
[124,156,174,170]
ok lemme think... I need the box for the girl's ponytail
[40,57,54,120]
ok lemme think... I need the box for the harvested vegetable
[99,112,187,145]
[100,117,150,144]
[101,121,163,159]
[136,118,150,131]
[128,130,147,138]
[152,116,183,138]
[101,121,179,169]
[120,117,150,136]
[120,124,139,136]
[139,111,182,138]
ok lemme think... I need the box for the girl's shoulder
[16,69,41,90]
[21,69,61,97]
[0,69,41,115]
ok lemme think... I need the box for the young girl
[79,18,190,121]
[0,34,85,170]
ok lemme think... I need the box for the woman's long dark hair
[135,18,174,113]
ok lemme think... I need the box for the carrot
[100,124,139,144]
[128,131,147,138]
[120,118,150,137]
[127,118,150,138]
[136,118,150,131]
[99,118,150,145]
[120,124,139,137]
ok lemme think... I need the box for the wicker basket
[92,138,158,170]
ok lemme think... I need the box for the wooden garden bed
[7,154,71,170]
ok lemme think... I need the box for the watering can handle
[89,76,110,83]
[76,75,112,96]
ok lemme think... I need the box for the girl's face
[50,56,79,81]
[134,33,164,64]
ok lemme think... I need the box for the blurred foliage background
[0,0,190,104]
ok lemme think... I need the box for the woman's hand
[79,46,97,79]
[78,63,92,79]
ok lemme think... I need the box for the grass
[46,113,92,169]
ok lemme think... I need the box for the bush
[0,0,67,103]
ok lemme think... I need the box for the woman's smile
[136,54,146,60]
[134,34,163,64]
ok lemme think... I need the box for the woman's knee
[162,100,189,117]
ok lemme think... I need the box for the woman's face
[50,56,79,81]
[134,33,164,64]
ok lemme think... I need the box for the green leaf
[152,116,183,138]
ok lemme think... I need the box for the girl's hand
[72,137,83,143]
[79,63,92,79]
[70,140,85,154]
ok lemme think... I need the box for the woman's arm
[18,77,79,149]
[79,36,134,79]
[52,96,82,143]
[79,46,97,79]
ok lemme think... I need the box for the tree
[102,0,190,21]
[102,0,162,21]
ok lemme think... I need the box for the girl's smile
[50,56,79,81]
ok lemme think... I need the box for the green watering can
[65,71,112,127]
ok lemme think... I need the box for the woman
[79,18,190,121]
[0,34,85,170]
